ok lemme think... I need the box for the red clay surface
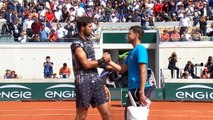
[0,100,213,120]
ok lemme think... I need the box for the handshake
[102,52,111,63]
[97,52,112,68]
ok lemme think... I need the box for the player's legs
[91,80,111,120]
[75,82,92,120]
[97,102,111,120]
[75,108,88,120]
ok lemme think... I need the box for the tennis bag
[127,92,150,120]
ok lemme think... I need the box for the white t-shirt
[206,27,213,34]
[54,10,62,21]
[23,19,34,30]
[179,17,191,27]
[76,7,85,17]
[56,28,68,38]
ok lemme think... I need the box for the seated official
[59,63,71,78]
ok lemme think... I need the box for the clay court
[0,100,213,120]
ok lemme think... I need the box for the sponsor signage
[165,83,213,101]
[0,83,75,101]
[0,85,32,99]
[121,88,128,107]
[45,84,75,99]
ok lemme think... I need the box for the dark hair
[76,16,93,31]
[129,26,144,39]
[63,63,67,67]
[46,56,50,59]
[208,56,212,60]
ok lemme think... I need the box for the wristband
[97,58,105,66]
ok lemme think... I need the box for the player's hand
[140,93,147,106]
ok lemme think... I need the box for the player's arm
[108,61,128,74]
[75,47,110,69]
[139,63,148,106]
[139,63,147,95]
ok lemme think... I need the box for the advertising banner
[165,83,213,101]
[0,83,75,101]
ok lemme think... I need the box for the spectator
[175,0,184,12]
[43,56,53,78]
[140,10,148,30]
[201,2,208,17]
[62,6,69,22]
[179,12,191,36]
[56,23,68,42]
[45,9,55,28]
[11,70,18,79]
[191,28,201,41]
[54,6,63,22]
[4,69,12,79]
[199,16,207,36]
[148,15,155,28]
[0,14,7,33]
[48,28,58,42]
[76,3,85,18]
[29,9,39,19]
[12,19,22,42]
[18,31,27,42]
[185,1,194,21]
[193,9,201,26]
[31,18,42,35]
[6,9,17,35]
[52,73,59,79]
[200,67,209,79]
[110,13,118,23]
[64,20,74,39]
[38,6,47,22]
[182,71,193,79]
[59,63,71,78]
[184,61,200,79]
[161,29,170,42]
[181,28,192,41]
[206,22,213,36]
[170,28,180,41]
[205,56,213,75]
[68,7,76,22]
[23,6,31,19]
[153,0,163,22]
[23,15,34,37]
[168,52,180,79]
[39,24,49,42]
[177,4,185,21]
[29,33,40,42]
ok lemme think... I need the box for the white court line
[151,109,213,112]
[150,115,213,118]
[1,114,213,118]
[1,109,213,113]
[0,109,75,112]
[0,109,212,113]
[0,113,108,117]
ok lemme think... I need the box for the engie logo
[45,84,75,99]
[0,85,32,99]
[176,84,213,100]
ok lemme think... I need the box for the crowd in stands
[168,52,213,79]
[0,0,212,42]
